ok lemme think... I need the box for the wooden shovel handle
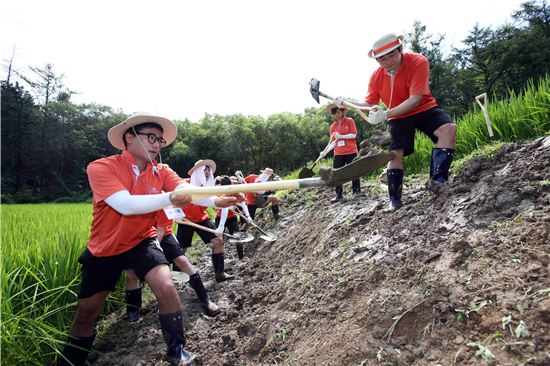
[175,218,239,239]
[475,93,495,139]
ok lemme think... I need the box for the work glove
[333,96,345,108]
[368,106,387,125]
[215,225,224,236]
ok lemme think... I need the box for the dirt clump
[93,136,550,366]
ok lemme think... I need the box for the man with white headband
[176,159,235,281]
[58,113,240,366]
[335,34,457,211]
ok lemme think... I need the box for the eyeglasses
[137,133,166,147]
[331,108,344,115]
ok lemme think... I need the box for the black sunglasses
[331,107,344,115]
[137,133,166,147]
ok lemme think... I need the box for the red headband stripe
[373,39,401,56]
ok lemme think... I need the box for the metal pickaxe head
[309,78,321,104]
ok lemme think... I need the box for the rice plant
[1,204,99,365]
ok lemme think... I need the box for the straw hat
[326,103,348,114]
[107,113,177,150]
[260,167,274,175]
[188,159,216,176]
[368,34,404,59]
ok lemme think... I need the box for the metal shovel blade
[228,232,255,244]
[298,167,315,179]
[260,231,277,242]
[171,271,190,283]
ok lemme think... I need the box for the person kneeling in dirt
[241,167,281,221]
[58,114,240,366]
[176,160,235,282]
[325,102,365,203]
[334,33,457,211]
[125,210,220,320]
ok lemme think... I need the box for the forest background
[2,0,550,203]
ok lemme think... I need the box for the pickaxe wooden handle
[172,151,394,201]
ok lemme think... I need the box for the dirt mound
[93,137,550,366]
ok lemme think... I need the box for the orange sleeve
[365,69,382,105]
[409,56,431,96]
[87,160,128,202]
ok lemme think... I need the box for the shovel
[172,151,395,201]
[298,138,337,179]
[176,218,254,244]
[475,93,495,140]
[231,209,277,242]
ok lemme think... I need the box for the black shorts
[77,237,168,299]
[388,106,452,156]
[214,215,240,235]
[159,233,185,262]
[176,219,217,248]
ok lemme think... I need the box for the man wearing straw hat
[335,33,457,211]
[176,159,235,281]
[58,113,239,366]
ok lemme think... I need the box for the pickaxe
[172,151,394,201]
[309,78,373,122]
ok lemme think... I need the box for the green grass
[0,203,122,365]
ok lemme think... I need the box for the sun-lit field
[1,204,94,365]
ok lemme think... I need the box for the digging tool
[231,209,277,242]
[176,219,254,243]
[172,151,395,201]
[475,93,495,140]
[298,138,337,179]
[309,78,372,122]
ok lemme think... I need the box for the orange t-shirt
[216,208,236,218]
[87,150,184,257]
[244,174,259,205]
[329,117,358,156]
[181,178,210,223]
[365,52,437,119]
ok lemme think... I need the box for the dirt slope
[93,136,550,366]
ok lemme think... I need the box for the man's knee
[437,123,457,138]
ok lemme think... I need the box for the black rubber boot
[57,329,96,366]
[188,273,220,316]
[211,253,234,282]
[158,310,196,364]
[236,243,244,260]
[125,284,142,322]
[428,148,454,193]
[387,169,403,212]
[330,193,343,204]
[271,204,280,220]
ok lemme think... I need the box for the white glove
[215,225,224,236]
[368,106,387,125]
[333,97,345,108]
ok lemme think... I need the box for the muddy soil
[93,136,550,366]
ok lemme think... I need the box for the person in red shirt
[325,103,364,203]
[242,168,281,221]
[124,209,220,321]
[176,160,235,282]
[58,114,239,366]
[335,33,457,211]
